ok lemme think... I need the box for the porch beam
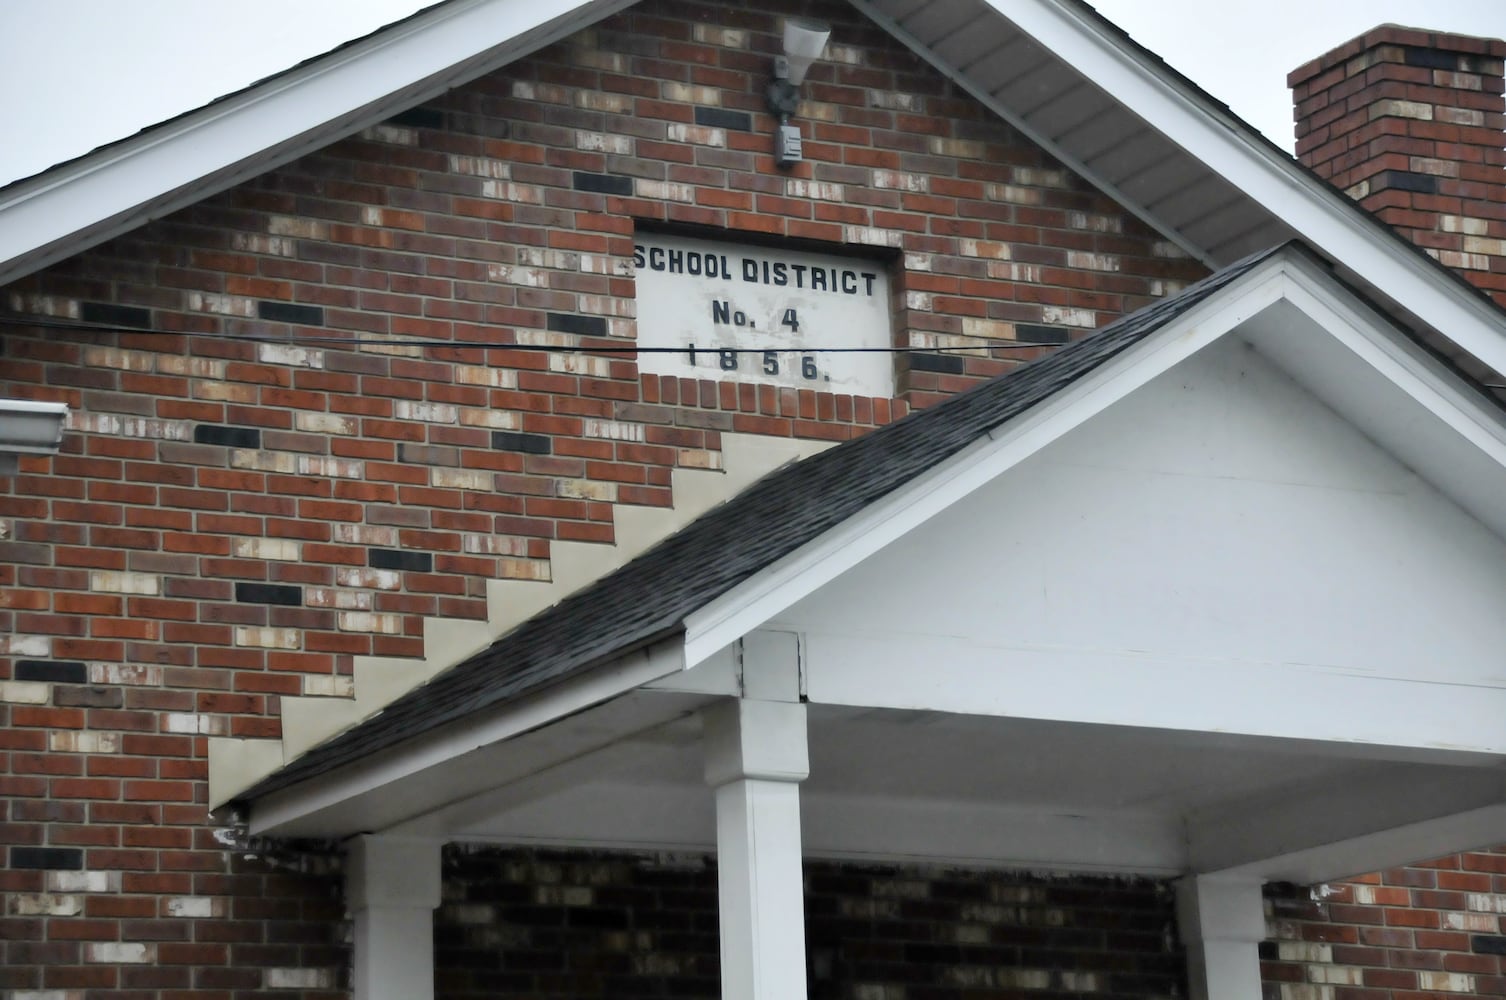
[346,835,442,1000]
[1175,875,1265,1000]
[1188,765,1506,883]
[704,697,810,1000]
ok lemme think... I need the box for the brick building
[1,3,1504,1000]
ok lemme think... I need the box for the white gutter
[0,400,68,475]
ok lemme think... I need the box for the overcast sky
[2,0,1505,188]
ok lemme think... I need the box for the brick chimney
[1289,26,1506,306]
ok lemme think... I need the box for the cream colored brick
[1431,249,1492,271]
[229,450,295,473]
[498,558,551,581]
[574,91,631,113]
[164,713,227,735]
[1009,166,1069,188]
[691,23,744,46]
[86,942,154,964]
[928,137,986,158]
[873,170,928,192]
[488,264,549,286]
[186,293,255,317]
[1440,215,1490,236]
[1466,892,1506,913]
[82,346,154,372]
[331,524,398,546]
[49,731,120,754]
[394,401,458,424]
[230,233,296,257]
[633,179,696,203]
[11,894,84,916]
[453,364,520,388]
[293,412,358,434]
[549,354,612,378]
[677,449,723,471]
[559,479,616,501]
[462,535,530,556]
[904,252,933,272]
[1444,910,1497,931]
[480,180,546,204]
[0,635,50,657]
[257,343,325,368]
[362,124,416,145]
[509,80,570,103]
[157,356,227,379]
[1066,211,1123,233]
[582,419,645,442]
[1,681,51,704]
[1043,306,1097,328]
[267,969,334,990]
[297,456,364,479]
[8,293,80,318]
[1307,966,1363,985]
[459,408,521,430]
[447,155,510,179]
[843,226,903,248]
[431,468,493,491]
[665,124,725,147]
[335,568,403,590]
[267,216,329,239]
[575,131,632,154]
[1419,972,1474,992]
[662,83,720,105]
[234,627,301,649]
[338,612,405,634]
[232,537,301,561]
[166,896,222,918]
[1370,99,1432,121]
[194,380,258,403]
[1067,251,1120,272]
[89,663,161,686]
[868,90,921,111]
[89,570,159,595]
[302,674,357,697]
[47,870,120,893]
[304,588,373,612]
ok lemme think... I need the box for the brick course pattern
[1261,848,1506,999]
[1288,26,1506,304]
[437,848,1185,999]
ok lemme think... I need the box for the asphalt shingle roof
[237,244,1286,804]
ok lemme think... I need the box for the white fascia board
[682,254,1298,667]
[247,638,683,835]
[0,0,627,287]
[1275,253,1506,467]
[989,0,1506,373]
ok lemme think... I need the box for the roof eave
[0,0,630,288]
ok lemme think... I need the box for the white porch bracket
[703,696,810,1000]
[1175,874,1265,1000]
[346,835,443,1000]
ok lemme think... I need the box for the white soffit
[0,0,629,287]
[856,0,1506,388]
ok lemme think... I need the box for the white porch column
[1175,875,1266,1000]
[346,835,442,1000]
[703,697,810,1000]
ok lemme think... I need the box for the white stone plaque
[633,233,894,397]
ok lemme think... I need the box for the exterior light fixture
[0,399,68,475]
[767,17,831,168]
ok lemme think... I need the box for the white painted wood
[739,631,801,703]
[682,258,1294,667]
[0,0,630,285]
[1176,875,1265,1000]
[347,836,442,1000]
[248,641,685,835]
[780,334,1506,757]
[704,699,809,1000]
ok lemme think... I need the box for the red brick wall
[437,848,1185,999]
[1261,849,1506,998]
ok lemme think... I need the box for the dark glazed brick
[1379,170,1437,195]
[15,659,87,683]
[572,172,634,195]
[257,301,325,325]
[1404,46,1461,70]
[491,431,553,455]
[1016,324,1070,345]
[1474,935,1506,955]
[80,302,151,329]
[53,685,124,708]
[390,106,445,129]
[194,424,262,448]
[235,583,304,606]
[908,351,965,374]
[368,548,433,572]
[12,847,84,870]
[694,106,752,131]
[546,313,608,337]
